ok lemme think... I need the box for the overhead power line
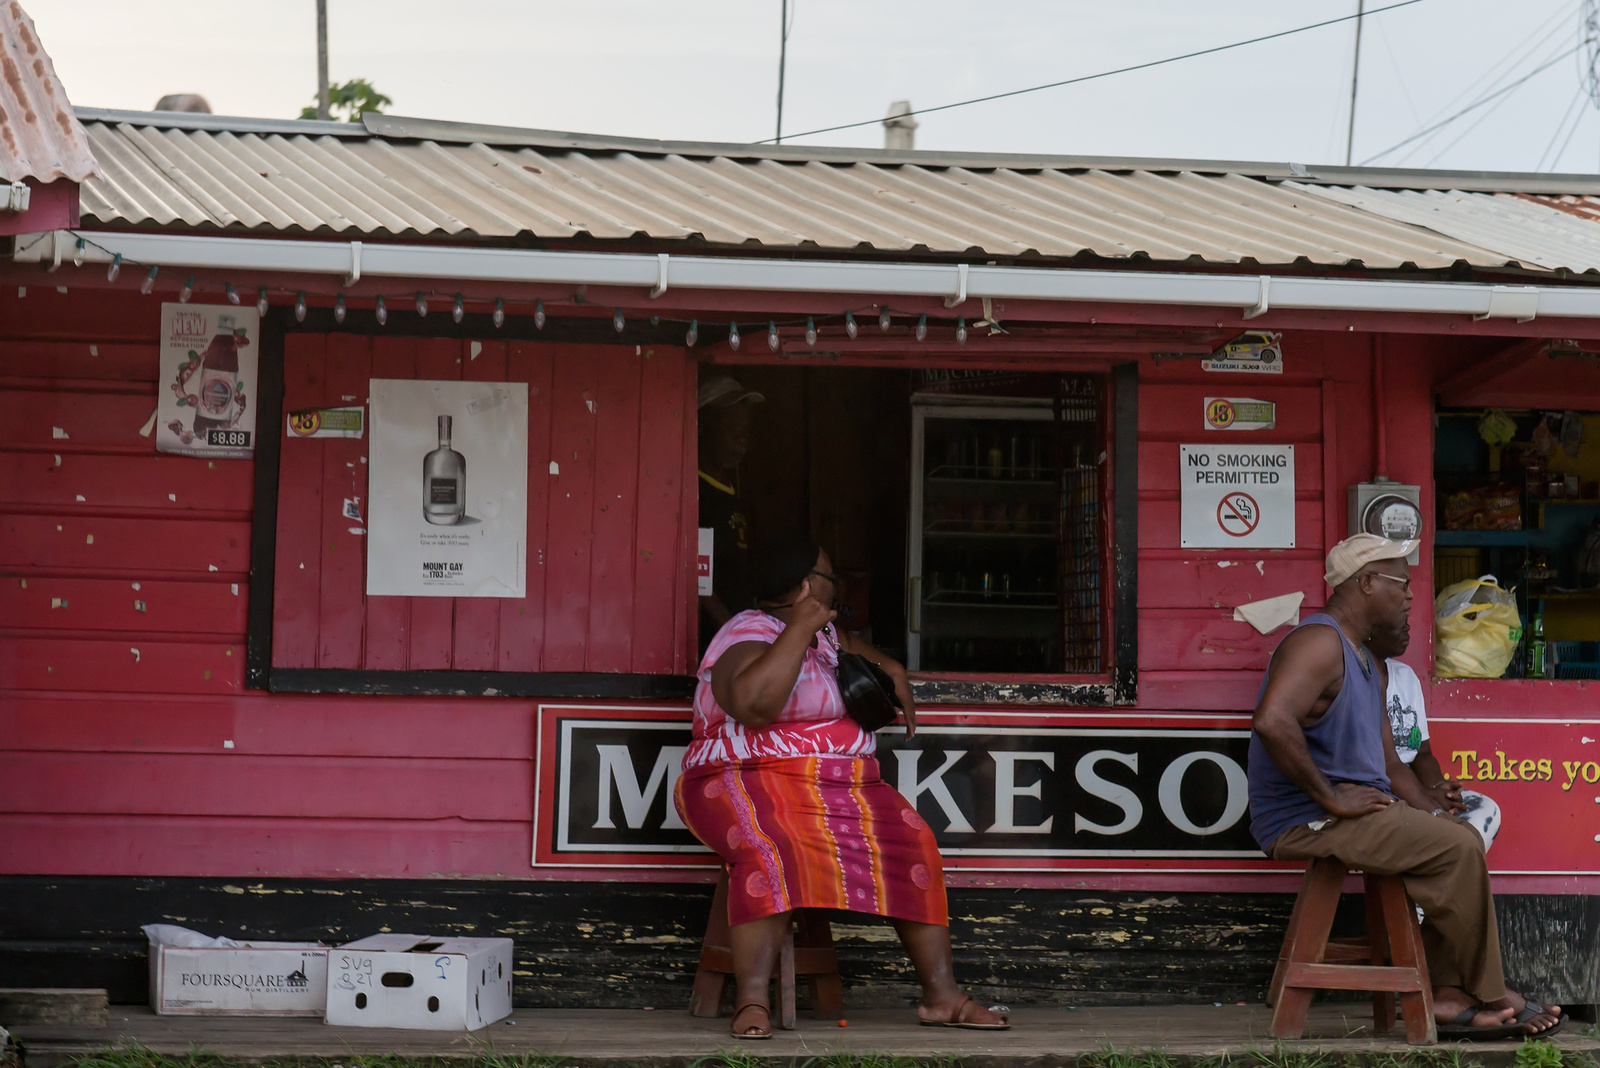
[1359,42,1581,165]
[758,0,1431,145]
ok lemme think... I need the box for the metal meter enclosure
[1348,480,1422,563]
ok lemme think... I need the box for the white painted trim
[14,229,1597,322]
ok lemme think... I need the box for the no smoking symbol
[1217,492,1260,537]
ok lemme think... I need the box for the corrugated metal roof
[59,108,1600,276]
[0,2,97,183]
[1287,183,1600,275]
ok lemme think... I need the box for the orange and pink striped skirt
[675,754,948,927]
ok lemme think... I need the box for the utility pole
[1344,0,1365,166]
[316,0,331,121]
[775,0,789,144]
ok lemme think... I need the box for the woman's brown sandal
[920,994,1011,1030]
[731,1001,773,1040]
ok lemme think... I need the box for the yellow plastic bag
[1435,576,1522,679]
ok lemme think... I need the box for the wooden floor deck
[11,1005,1598,1067]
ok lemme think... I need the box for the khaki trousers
[1270,800,1506,1003]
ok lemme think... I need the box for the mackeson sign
[532,706,1600,879]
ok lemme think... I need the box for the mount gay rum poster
[156,303,260,458]
[366,378,528,598]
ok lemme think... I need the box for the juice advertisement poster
[156,303,260,458]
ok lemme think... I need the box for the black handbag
[833,636,903,732]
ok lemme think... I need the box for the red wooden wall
[269,335,695,674]
[0,283,1528,882]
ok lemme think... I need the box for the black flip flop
[1514,999,1566,1038]
[1437,1006,1525,1041]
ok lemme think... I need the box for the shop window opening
[703,364,1113,690]
[1436,406,1600,680]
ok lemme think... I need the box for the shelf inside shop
[924,528,1059,540]
[923,597,1061,610]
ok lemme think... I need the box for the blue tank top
[1246,613,1391,852]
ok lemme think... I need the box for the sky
[24,0,1600,172]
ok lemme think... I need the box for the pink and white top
[684,610,876,770]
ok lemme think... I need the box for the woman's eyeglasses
[810,569,841,585]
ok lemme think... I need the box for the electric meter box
[1348,480,1422,564]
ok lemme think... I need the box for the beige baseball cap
[1325,532,1419,588]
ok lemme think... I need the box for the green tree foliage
[300,78,393,122]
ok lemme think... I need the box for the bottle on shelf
[1528,609,1546,680]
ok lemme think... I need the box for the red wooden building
[8,97,1600,1006]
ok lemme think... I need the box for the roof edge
[74,107,369,138]
[71,107,1600,194]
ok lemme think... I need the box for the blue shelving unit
[1435,530,1530,547]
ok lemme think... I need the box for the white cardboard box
[326,934,514,1030]
[148,938,329,1016]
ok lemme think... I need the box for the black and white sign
[367,379,528,597]
[538,715,1258,865]
[1179,444,1295,549]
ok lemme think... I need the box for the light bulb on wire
[453,294,465,323]
[845,312,858,339]
[685,320,699,347]
[225,283,240,305]
[140,266,158,295]
[415,292,428,318]
[767,321,780,351]
[534,299,546,329]
[878,306,891,332]
[805,318,817,346]
[375,295,388,326]
[295,292,307,322]
[256,287,269,316]
[334,295,346,324]
[493,298,505,328]
[179,276,194,303]
[106,253,122,283]
[613,308,625,332]
[915,314,927,341]
[73,239,85,268]
[728,322,741,351]
[956,318,967,344]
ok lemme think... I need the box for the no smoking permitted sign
[1216,492,1260,537]
[1180,444,1295,548]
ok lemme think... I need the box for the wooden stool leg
[1268,866,1316,1008]
[778,924,797,1030]
[689,870,732,1018]
[1377,876,1436,1045]
[1365,873,1395,1035]
[797,912,844,1020]
[1270,857,1344,1040]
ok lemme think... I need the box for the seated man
[1367,622,1500,852]
[1248,534,1560,1038]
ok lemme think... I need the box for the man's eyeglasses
[1366,571,1412,594]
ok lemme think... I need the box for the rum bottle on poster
[190,317,249,439]
[423,415,466,525]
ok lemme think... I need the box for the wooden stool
[688,868,845,1028]
[1268,856,1436,1044]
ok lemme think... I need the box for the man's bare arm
[1253,626,1394,819]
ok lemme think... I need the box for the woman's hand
[790,579,836,635]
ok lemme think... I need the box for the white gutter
[10,228,1588,322]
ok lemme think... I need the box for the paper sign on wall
[156,303,259,458]
[367,379,528,598]
[697,528,714,596]
[1180,444,1295,548]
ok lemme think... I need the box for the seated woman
[675,532,1010,1039]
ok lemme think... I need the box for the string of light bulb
[46,230,985,348]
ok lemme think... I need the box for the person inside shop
[675,532,1010,1038]
[698,374,763,651]
[1248,533,1562,1039]
[1366,623,1501,853]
